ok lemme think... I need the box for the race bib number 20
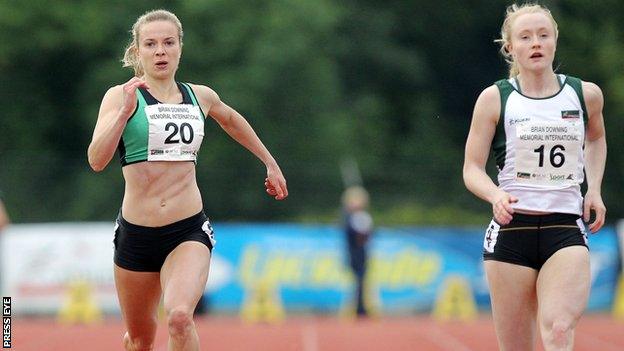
[514,122,582,186]
[146,104,204,162]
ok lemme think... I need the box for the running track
[11,314,624,350]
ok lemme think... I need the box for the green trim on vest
[565,76,588,126]
[560,75,569,89]
[119,90,149,166]
[180,83,206,121]
[513,77,521,94]
[493,79,514,170]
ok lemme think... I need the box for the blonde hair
[495,3,558,78]
[122,9,184,77]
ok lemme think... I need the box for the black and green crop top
[117,82,206,166]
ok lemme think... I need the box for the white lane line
[302,323,319,351]
[426,324,475,351]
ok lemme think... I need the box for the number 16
[533,144,565,168]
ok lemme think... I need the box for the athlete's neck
[516,70,559,98]
[142,75,179,102]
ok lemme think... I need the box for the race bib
[514,121,582,186]
[146,104,204,161]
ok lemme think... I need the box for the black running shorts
[482,213,588,270]
[113,210,216,272]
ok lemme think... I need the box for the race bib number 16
[514,122,582,186]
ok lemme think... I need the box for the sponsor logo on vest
[517,172,531,179]
[561,110,580,119]
[509,117,530,125]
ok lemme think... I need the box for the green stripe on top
[565,76,588,126]
[493,79,514,170]
[118,90,149,166]
[180,82,206,121]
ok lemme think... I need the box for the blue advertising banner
[205,224,620,314]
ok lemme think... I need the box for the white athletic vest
[492,75,587,215]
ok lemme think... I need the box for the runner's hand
[583,190,606,233]
[265,165,288,200]
[120,77,149,119]
[492,192,518,225]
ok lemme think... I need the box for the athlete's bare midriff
[121,161,202,226]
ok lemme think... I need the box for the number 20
[164,122,194,144]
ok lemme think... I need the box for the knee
[543,318,574,348]
[125,333,155,351]
[551,320,572,346]
[167,307,194,338]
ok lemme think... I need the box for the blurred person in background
[463,3,606,350]
[87,9,288,351]
[342,186,374,318]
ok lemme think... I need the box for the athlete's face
[138,20,182,79]
[508,12,557,74]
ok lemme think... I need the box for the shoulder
[473,84,501,116]
[477,84,501,104]
[468,84,502,129]
[580,80,604,108]
[185,83,220,105]
[99,84,124,109]
[103,84,123,99]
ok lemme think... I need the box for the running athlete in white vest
[463,4,606,351]
[87,10,288,351]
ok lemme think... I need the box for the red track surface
[10,314,624,350]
